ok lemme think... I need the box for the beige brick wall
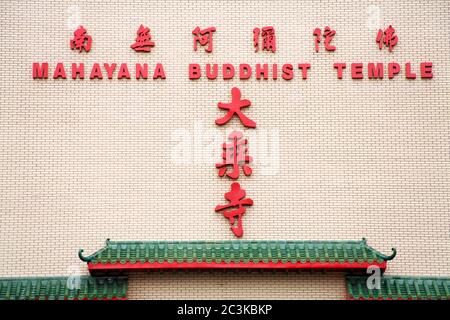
[0,0,449,299]
[127,272,346,300]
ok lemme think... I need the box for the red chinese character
[376,25,398,52]
[215,87,256,128]
[313,26,336,52]
[130,25,155,52]
[192,26,216,53]
[70,26,92,53]
[215,182,253,237]
[216,131,252,179]
[253,27,276,53]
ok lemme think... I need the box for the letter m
[368,63,384,79]
[33,63,49,79]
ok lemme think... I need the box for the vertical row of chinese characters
[214,88,256,237]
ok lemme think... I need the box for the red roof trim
[88,261,386,271]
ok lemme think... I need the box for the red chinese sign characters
[214,87,256,238]
[215,87,256,128]
[376,25,398,52]
[70,26,92,53]
[253,27,276,53]
[192,26,216,53]
[66,25,404,56]
[216,131,253,179]
[131,25,155,52]
[215,182,254,237]
[313,26,336,52]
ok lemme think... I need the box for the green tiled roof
[346,276,450,300]
[0,276,128,300]
[79,238,396,265]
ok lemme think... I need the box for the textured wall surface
[127,272,346,300]
[0,0,449,299]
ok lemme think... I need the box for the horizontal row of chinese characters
[32,62,433,80]
[70,25,399,53]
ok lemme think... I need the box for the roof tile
[346,276,450,300]
[0,276,128,300]
[79,239,396,270]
